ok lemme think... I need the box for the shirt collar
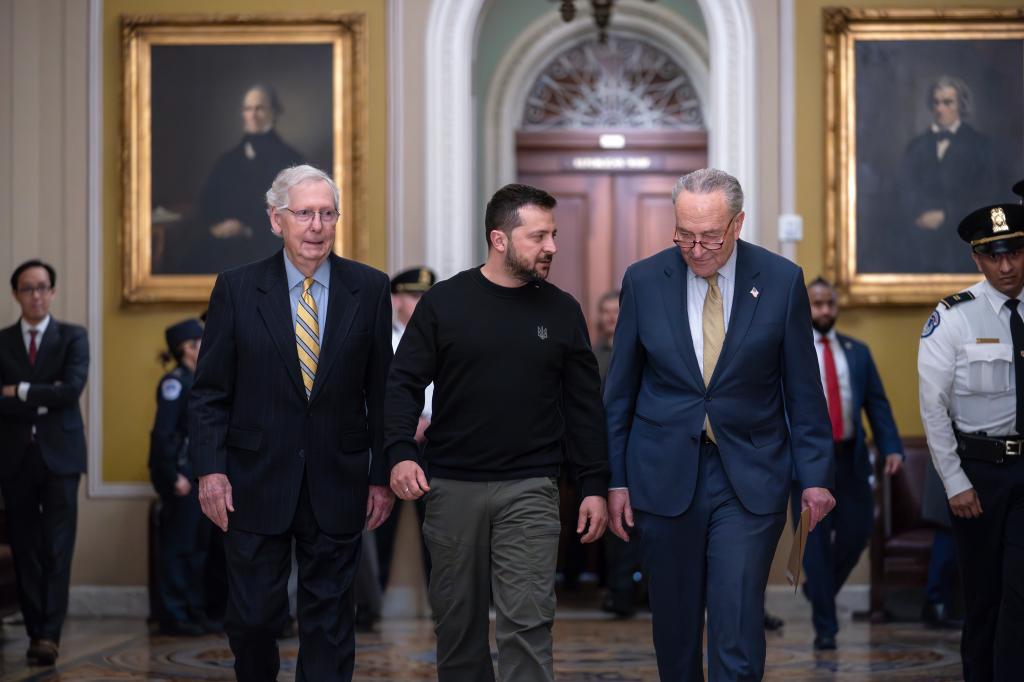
[980,279,1019,314]
[20,315,51,336]
[930,119,961,135]
[687,242,738,284]
[812,327,840,345]
[283,252,331,292]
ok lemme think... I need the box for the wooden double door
[517,130,708,332]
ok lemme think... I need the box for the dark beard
[504,241,550,283]
[812,319,835,334]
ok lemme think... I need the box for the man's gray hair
[927,75,972,118]
[265,165,339,210]
[671,168,744,214]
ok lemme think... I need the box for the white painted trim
[424,0,480,279]
[86,0,152,498]
[425,0,759,273]
[778,0,797,263]
[386,0,404,275]
[69,585,149,618]
[483,1,710,202]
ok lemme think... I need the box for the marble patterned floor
[0,602,963,681]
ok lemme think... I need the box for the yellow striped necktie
[702,275,724,443]
[295,276,320,399]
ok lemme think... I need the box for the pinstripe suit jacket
[189,251,392,535]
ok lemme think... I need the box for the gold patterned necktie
[295,276,320,399]
[702,275,724,442]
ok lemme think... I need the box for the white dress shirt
[918,279,1020,498]
[931,119,961,161]
[17,315,51,402]
[813,328,854,439]
[686,247,737,376]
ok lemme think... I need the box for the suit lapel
[256,255,306,399]
[4,323,31,373]
[308,255,358,405]
[659,255,704,387]
[710,241,760,386]
[838,334,862,407]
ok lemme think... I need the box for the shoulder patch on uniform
[939,291,975,309]
[921,310,941,338]
[160,378,183,401]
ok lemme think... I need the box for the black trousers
[224,477,362,682]
[156,489,207,624]
[0,443,80,643]
[950,457,1024,682]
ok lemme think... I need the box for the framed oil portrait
[824,9,1024,305]
[122,15,368,302]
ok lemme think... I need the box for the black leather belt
[955,432,1024,464]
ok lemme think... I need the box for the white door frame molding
[424,0,757,277]
[483,2,710,208]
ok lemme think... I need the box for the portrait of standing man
[385,184,609,682]
[0,260,89,666]
[189,165,394,681]
[603,169,835,680]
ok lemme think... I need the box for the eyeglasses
[17,284,52,296]
[673,213,738,252]
[281,207,340,225]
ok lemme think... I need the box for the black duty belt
[955,432,1024,464]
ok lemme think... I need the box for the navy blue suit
[790,333,902,640]
[190,251,392,681]
[604,241,833,680]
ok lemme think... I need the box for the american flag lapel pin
[750,286,759,298]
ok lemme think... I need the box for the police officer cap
[1013,179,1024,202]
[165,318,203,350]
[957,203,1024,255]
[391,267,436,294]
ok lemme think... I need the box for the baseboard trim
[68,585,149,618]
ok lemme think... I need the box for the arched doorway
[516,35,708,331]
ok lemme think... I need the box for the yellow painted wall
[794,0,1021,440]
[102,0,388,482]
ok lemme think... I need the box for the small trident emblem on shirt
[537,326,548,340]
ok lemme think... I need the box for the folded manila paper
[786,508,811,592]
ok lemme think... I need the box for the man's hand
[1,385,15,398]
[173,474,192,497]
[366,485,395,531]
[390,460,430,500]
[801,486,836,533]
[414,416,430,445]
[883,454,903,477]
[198,473,234,532]
[577,495,608,543]
[608,488,634,542]
[915,210,945,230]
[210,219,252,239]
[949,488,983,519]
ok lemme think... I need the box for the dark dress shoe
[159,619,206,636]
[813,635,837,650]
[921,602,963,630]
[763,612,784,631]
[601,594,637,619]
[27,638,59,665]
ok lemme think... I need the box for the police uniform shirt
[918,278,1021,499]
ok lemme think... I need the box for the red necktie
[820,336,844,441]
[28,330,38,367]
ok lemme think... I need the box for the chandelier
[555,1,658,43]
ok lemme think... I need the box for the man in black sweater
[385,184,609,682]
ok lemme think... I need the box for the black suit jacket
[189,251,392,535]
[0,318,89,477]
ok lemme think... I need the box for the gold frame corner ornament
[121,14,368,303]
[822,8,1024,306]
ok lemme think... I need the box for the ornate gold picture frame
[824,9,1024,305]
[122,15,368,303]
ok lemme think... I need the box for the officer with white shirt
[918,203,1024,682]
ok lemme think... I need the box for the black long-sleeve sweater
[384,267,609,499]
